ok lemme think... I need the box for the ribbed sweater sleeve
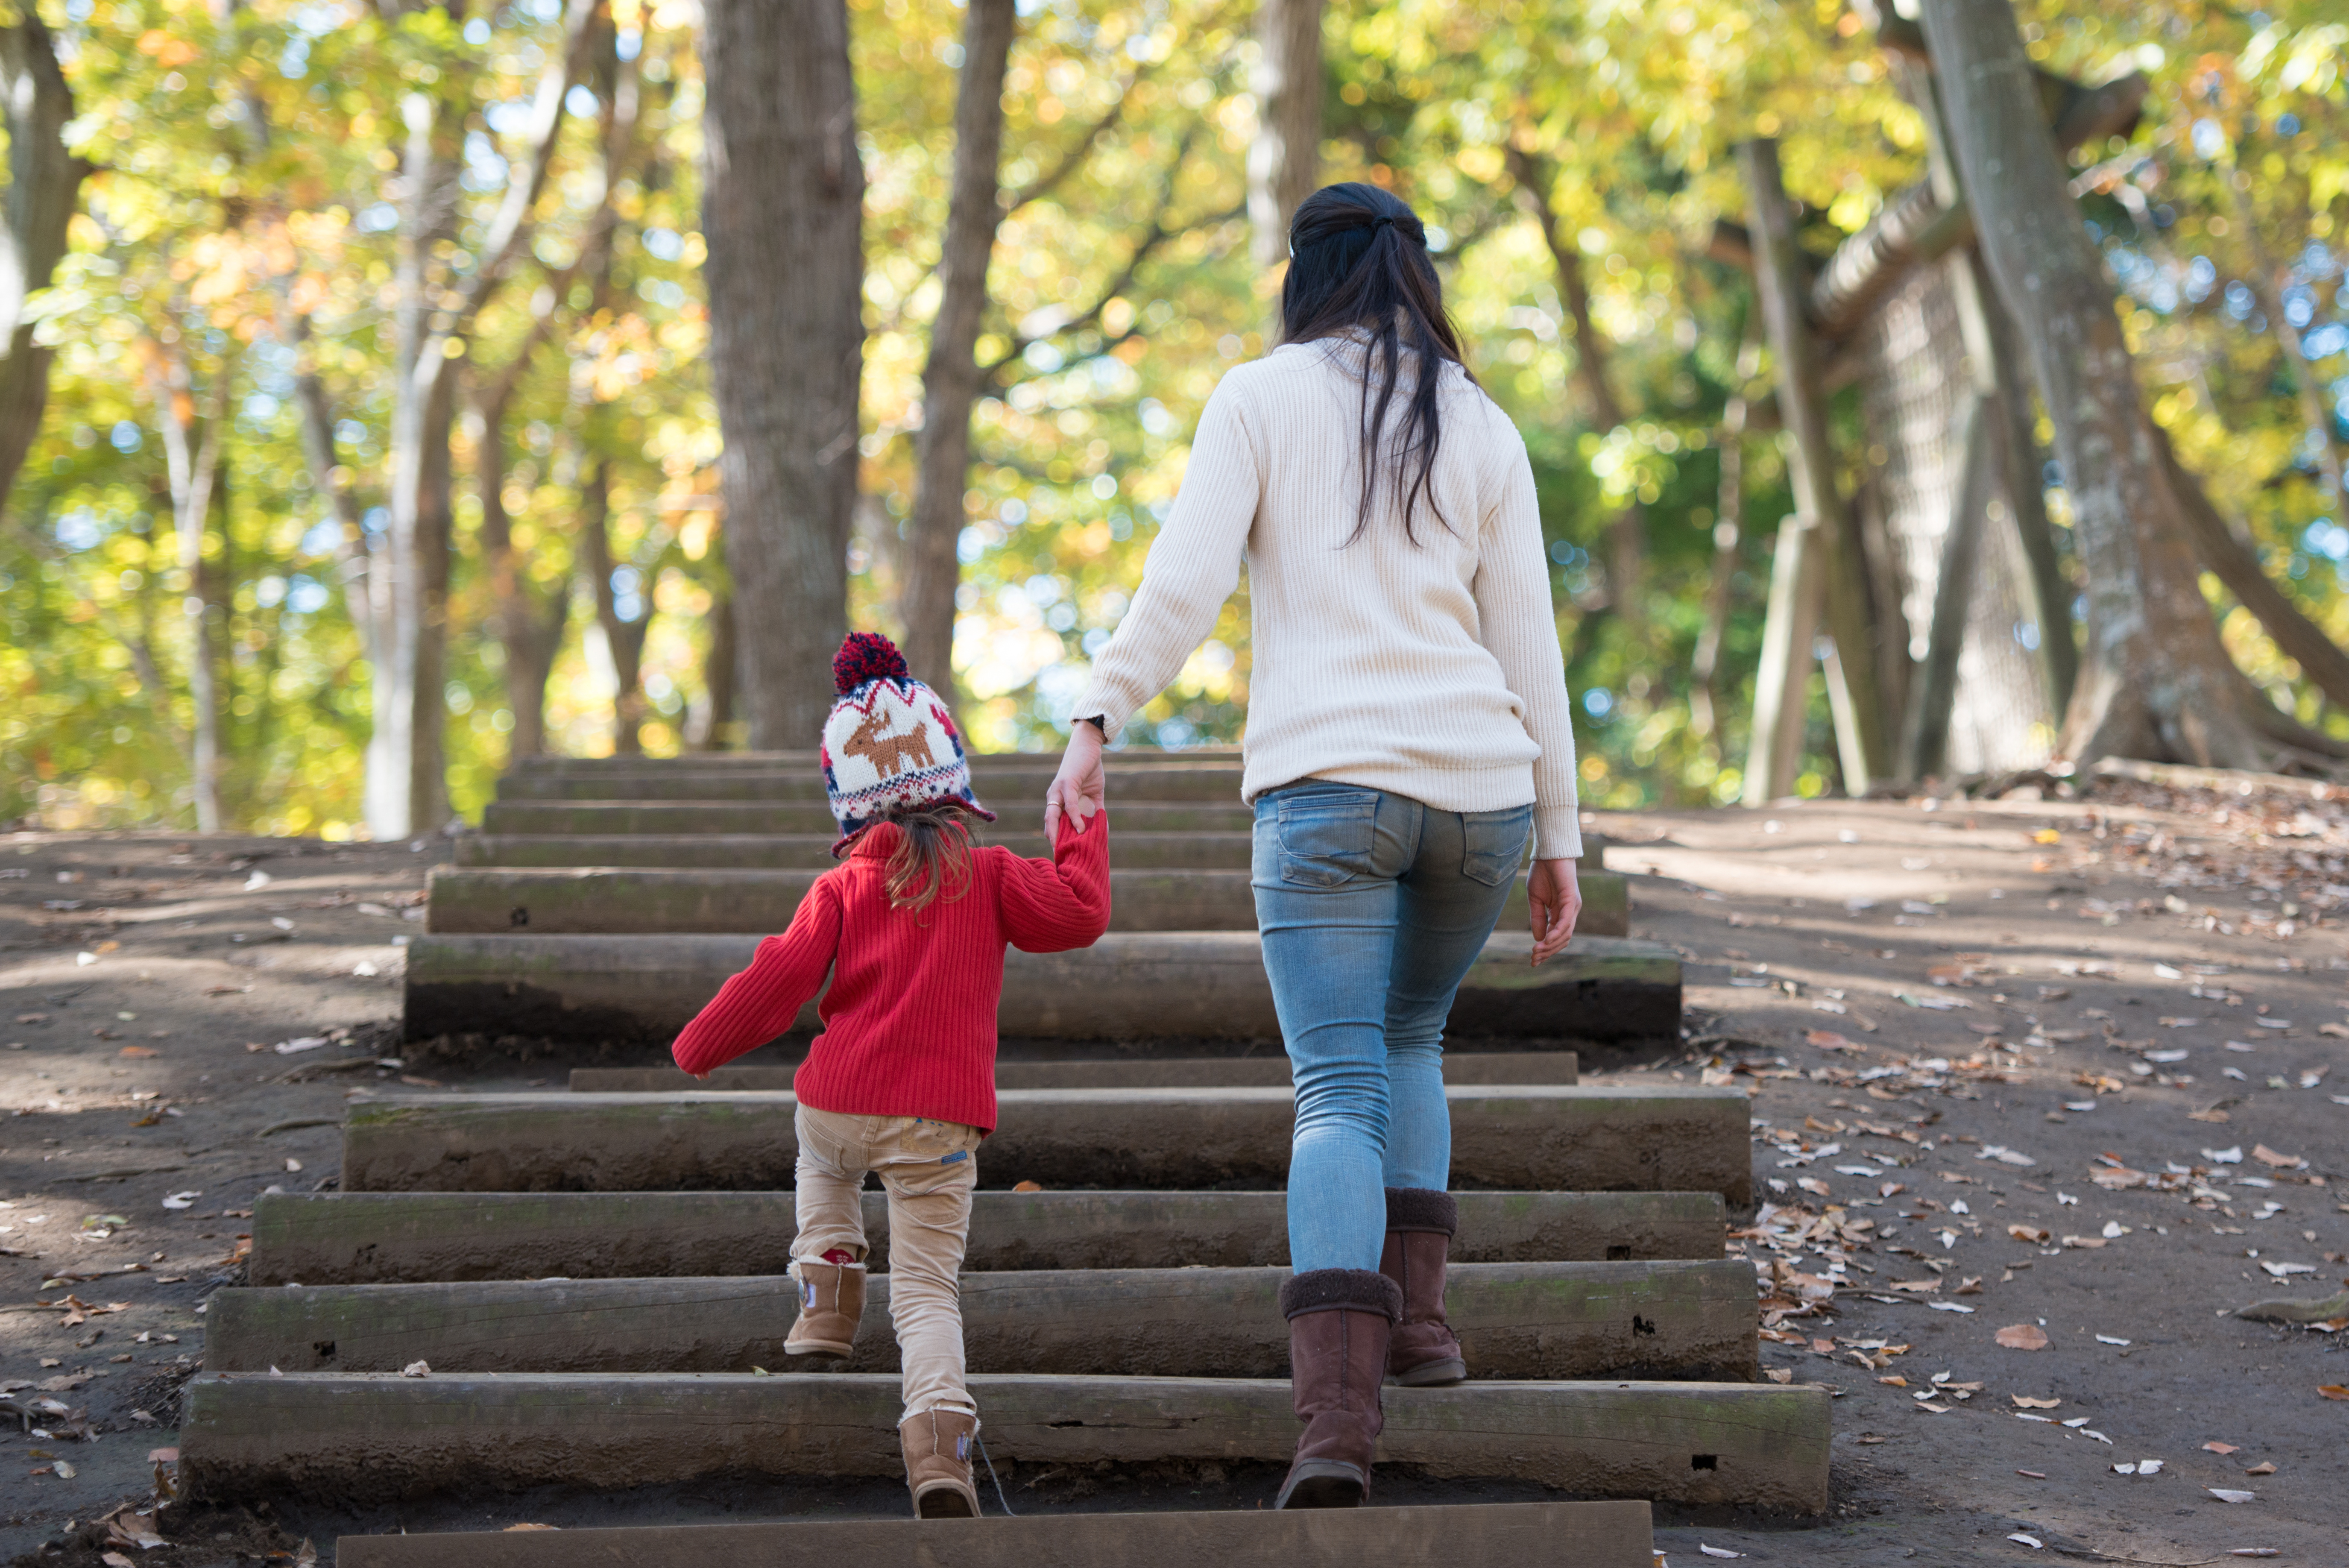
[994,809,1113,951]
[1071,380,1258,737]
[670,876,841,1076]
[1478,426,1583,859]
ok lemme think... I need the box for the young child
[669,632,1110,1518]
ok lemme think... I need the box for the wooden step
[479,800,1262,835]
[497,756,1247,804]
[453,830,1259,870]
[179,1372,1830,1512]
[564,1050,1580,1093]
[341,1086,1751,1203]
[334,1501,1658,1568]
[208,1260,1756,1381]
[249,1189,1727,1285]
[424,866,1630,937]
[403,931,1681,1046]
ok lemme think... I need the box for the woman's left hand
[1526,857,1581,966]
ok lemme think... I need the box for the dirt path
[0,774,2341,1564]
[0,831,445,1561]
[1614,781,2347,1566]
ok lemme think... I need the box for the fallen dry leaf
[2243,1462,2276,1476]
[2207,1488,2256,1504]
[2012,1395,2061,1409]
[401,1360,430,1378]
[1995,1324,2052,1351]
[2317,1385,2349,1401]
[115,1045,157,1058]
[2204,1442,2240,1455]
[2008,1224,2051,1243]
[2250,1144,2306,1170]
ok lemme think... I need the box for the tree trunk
[409,363,456,830]
[1247,0,1323,271]
[366,0,600,835]
[899,0,1016,698]
[690,589,739,751]
[702,0,861,749]
[0,15,92,515]
[1979,271,2077,713]
[367,89,456,840]
[1743,514,1825,805]
[579,461,648,755]
[1509,148,1647,642]
[1688,397,1745,750]
[1739,138,1894,790]
[1920,0,2324,772]
[2156,427,2349,714]
[1900,393,1993,780]
[287,314,384,664]
[146,343,234,832]
[473,378,568,761]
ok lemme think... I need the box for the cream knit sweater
[1071,338,1583,859]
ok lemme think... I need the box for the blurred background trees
[3,0,2346,835]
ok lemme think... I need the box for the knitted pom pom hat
[820,632,993,855]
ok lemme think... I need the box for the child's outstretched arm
[671,878,843,1076]
[997,809,1112,953]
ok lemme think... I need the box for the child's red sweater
[669,811,1110,1133]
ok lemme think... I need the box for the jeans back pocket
[1274,788,1380,888]
[1459,804,1534,887]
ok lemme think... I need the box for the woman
[1043,182,1583,1509]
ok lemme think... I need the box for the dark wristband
[1078,715,1107,736]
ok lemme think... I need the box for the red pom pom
[833,632,909,695]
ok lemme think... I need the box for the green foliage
[3,0,2345,833]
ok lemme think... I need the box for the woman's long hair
[1278,182,1475,544]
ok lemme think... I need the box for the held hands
[1526,857,1581,966]
[1043,721,1107,840]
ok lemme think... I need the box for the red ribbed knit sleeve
[670,874,843,1076]
[993,809,1112,951]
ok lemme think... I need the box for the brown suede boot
[1381,1187,1466,1386]
[1274,1267,1403,1509]
[784,1259,865,1357]
[899,1407,981,1518]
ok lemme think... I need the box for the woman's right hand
[1526,857,1581,966]
[1044,722,1106,840]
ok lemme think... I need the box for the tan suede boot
[899,1407,981,1518]
[784,1259,865,1357]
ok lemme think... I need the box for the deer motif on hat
[842,704,935,781]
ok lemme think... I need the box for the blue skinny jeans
[1251,782,1532,1274]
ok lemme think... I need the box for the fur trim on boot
[1383,1185,1459,1235]
[1277,1267,1403,1322]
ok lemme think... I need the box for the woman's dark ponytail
[1278,182,1473,544]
